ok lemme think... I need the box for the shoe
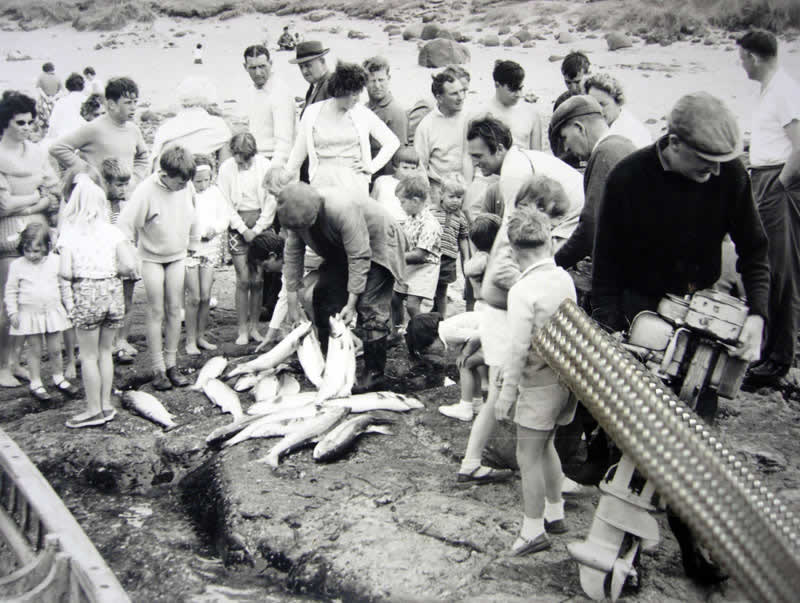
[30,385,53,402]
[102,407,117,421]
[510,533,551,556]
[351,337,388,394]
[66,411,108,429]
[152,372,173,391]
[438,401,474,422]
[352,370,387,395]
[116,349,135,365]
[744,359,789,388]
[166,366,190,387]
[54,378,80,398]
[544,519,568,534]
[456,466,514,486]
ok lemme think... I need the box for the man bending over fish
[276,182,406,393]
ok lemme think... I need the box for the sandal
[54,378,80,398]
[510,533,551,556]
[30,385,53,402]
[456,465,514,486]
[66,411,108,429]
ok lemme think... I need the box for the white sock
[545,499,565,522]
[29,379,43,390]
[521,515,545,540]
[472,396,484,407]
[460,456,482,474]
[52,373,65,385]
[458,399,473,408]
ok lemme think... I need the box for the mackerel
[122,391,178,430]
[228,322,312,377]
[191,356,228,391]
[313,414,394,462]
[203,379,244,421]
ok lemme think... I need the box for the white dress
[4,254,70,335]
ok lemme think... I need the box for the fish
[228,322,312,377]
[247,391,318,416]
[313,414,394,462]
[297,329,325,388]
[191,356,228,391]
[253,373,280,403]
[234,373,262,392]
[222,414,312,448]
[316,316,356,403]
[203,379,244,421]
[205,414,265,446]
[322,392,418,414]
[256,406,350,469]
[278,372,300,396]
[122,391,178,430]
[246,402,320,425]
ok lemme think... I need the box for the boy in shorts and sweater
[495,207,577,556]
[431,173,470,317]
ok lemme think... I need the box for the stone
[403,24,423,40]
[453,31,471,43]
[503,36,520,47]
[522,41,536,48]
[348,30,368,40]
[418,39,470,68]
[548,54,564,62]
[497,25,510,35]
[736,442,788,473]
[557,31,576,44]
[512,29,532,43]
[479,34,500,47]
[606,31,632,50]
[421,23,441,40]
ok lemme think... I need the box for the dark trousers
[751,166,800,366]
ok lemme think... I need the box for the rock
[5,50,31,61]
[348,30,368,40]
[479,34,500,47]
[94,43,103,50]
[512,29,532,43]
[72,2,155,31]
[453,32,471,43]
[422,13,436,24]
[328,25,340,34]
[645,118,658,124]
[497,25,510,35]
[606,31,632,50]
[736,442,788,473]
[557,31,576,44]
[548,54,564,62]
[305,11,334,22]
[173,31,186,37]
[421,23,441,40]
[403,24,423,40]
[503,36,520,47]
[522,41,536,48]
[418,39,470,68]
[384,24,401,33]
[704,38,715,46]
[140,110,160,123]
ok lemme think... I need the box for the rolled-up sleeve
[283,231,306,292]
[335,205,372,294]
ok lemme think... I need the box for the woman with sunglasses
[0,91,60,387]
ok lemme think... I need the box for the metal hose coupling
[531,299,800,603]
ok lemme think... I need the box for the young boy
[371,145,420,225]
[101,158,138,364]
[246,230,293,348]
[394,175,442,319]
[117,146,198,390]
[495,207,577,556]
[431,173,470,317]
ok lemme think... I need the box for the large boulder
[479,34,500,47]
[503,36,520,47]
[557,31,576,44]
[418,38,470,68]
[421,23,441,40]
[513,29,533,43]
[606,31,633,50]
[403,24,423,40]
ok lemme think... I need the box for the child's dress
[400,207,442,300]
[4,254,70,336]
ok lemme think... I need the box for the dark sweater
[591,140,770,331]
[555,134,636,269]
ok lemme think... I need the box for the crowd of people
[0,27,797,579]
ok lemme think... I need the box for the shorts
[185,253,218,270]
[228,210,261,256]
[479,304,509,367]
[438,255,457,285]
[70,277,124,330]
[514,383,577,431]
[402,262,439,300]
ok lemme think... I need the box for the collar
[655,135,672,172]
[368,93,394,110]
[519,257,556,278]
[591,128,612,153]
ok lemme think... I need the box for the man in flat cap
[277,182,405,393]
[591,91,769,583]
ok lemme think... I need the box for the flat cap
[668,92,742,162]
[277,183,323,229]
[549,94,604,136]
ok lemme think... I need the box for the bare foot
[11,365,30,382]
[235,333,249,346]
[249,329,264,343]
[185,345,201,356]
[0,370,21,388]
[197,338,217,351]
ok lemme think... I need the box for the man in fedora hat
[290,40,333,182]
[591,91,769,584]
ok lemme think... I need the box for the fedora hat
[289,41,330,64]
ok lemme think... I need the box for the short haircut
[442,64,470,84]
[42,62,54,73]
[507,207,551,249]
[469,213,501,252]
[16,222,51,256]
[243,44,270,62]
[441,172,466,197]
[363,56,390,75]
[0,92,37,133]
[229,132,257,160]
[328,61,368,97]
[159,145,196,181]
[514,174,570,219]
[583,73,625,105]
[431,71,459,97]
[247,230,285,270]
[65,72,85,92]
[396,174,430,200]
[466,116,513,154]
[105,77,138,102]
[192,153,214,171]
[80,93,104,121]
[737,29,778,59]
[493,60,524,90]
[561,51,590,78]
[61,164,103,201]
[83,66,96,77]
[393,145,419,166]
[101,157,131,183]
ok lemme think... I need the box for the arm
[58,249,75,314]
[210,188,231,235]
[365,110,401,175]
[496,286,534,418]
[115,184,146,243]
[458,237,471,269]
[271,89,296,169]
[218,162,247,234]
[281,111,310,180]
[3,262,20,321]
[133,127,150,183]
[405,247,430,264]
[489,235,521,291]
[0,188,41,217]
[282,230,306,293]
[336,204,372,295]
[252,158,276,235]
[48,124,92,171]
[115,238,138,279]
[779,120,800,187]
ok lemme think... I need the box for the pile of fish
[120,317,424,468]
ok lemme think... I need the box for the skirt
[403,262,439,300]
[10,303,71,336]
[311,161,370,197]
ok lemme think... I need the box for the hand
[456,336,481,369]
[339,303,357,327]
[242,229,256,243]
[9,314,19,329]
[352,159,370,176]
[287,292,302,327]
[494,392,514,422]
[263,327,282,346]
[732,314,764,363]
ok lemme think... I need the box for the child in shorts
[58,175,137,428]
[494,207,576,556]
[185,154,229,354]
[431,173,470,318]
[394,174,441,319]
[370,146,420,225]
[117,146,198,391]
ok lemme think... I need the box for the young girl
[394,174,442,319]
[117,146,198,391]
[431,173,471,318]
[185,154,229,354]
[4,223,77,402]
[59,174,136,427]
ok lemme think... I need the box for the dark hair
[561,51,590,78]
[243,44,270,63]
[737,29,778,59]
[83,66,96,77]
[247,230,285,271]
[80,93,104,121]
[65,72,85,93]
[431,71,459,98]
[466,116,512,154]
[229,132,257,160]
[363,56,390,75]
[104,77,138,102]
[493,60,524,90]
[404,312,442,358]
[328,61,368,98]
[469,213,501,252]
[0,92,37,134]
[42,62,54,73]
[159,145,196,181]
[393,145,419,166]
[196,43,202,49]
[16,222,51,256]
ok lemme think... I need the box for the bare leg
[184,265,201,355]
[0,257,21,386]
[45,332,64,379]
[459,364,502,473]
[517,426,552,520]
[98,326,118,411]
[232,254,249,345]
[25,336,43,389]
[406,295,422,319]
[75,327,103,417]
[163,259,186,369]
[197,264,216,350]
[248,276,263,341]
[433,281,448,317]
[116,280,136,354]
[141,261,167,374]
[62,329,77,378]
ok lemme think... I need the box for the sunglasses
[14,119,34,126]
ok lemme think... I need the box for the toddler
[4,223,77,402]
[431,173,470,317]
[370,145,419,225]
